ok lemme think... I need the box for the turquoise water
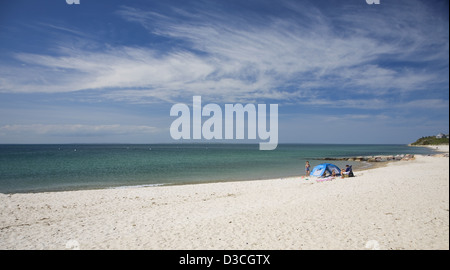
[0,144,436,193]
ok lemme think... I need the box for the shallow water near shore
[0,144,436,193]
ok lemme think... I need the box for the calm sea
[0,144,436,193]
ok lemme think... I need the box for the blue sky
[0,0,448,144]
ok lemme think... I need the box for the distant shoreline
[424,144,449,154]
[409,144,449,153]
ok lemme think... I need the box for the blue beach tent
[310,163,341,177]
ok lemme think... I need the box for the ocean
[0,144,437,193]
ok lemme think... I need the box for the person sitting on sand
[341,165,354,178]
[321,170,330,178]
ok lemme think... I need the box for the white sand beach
[0,148,448,250]
[425,144,449,153]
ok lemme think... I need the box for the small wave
[108,183,167,189]
[358,161,373,169]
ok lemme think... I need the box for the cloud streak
[0,124,158,137]
[0,0,447,109]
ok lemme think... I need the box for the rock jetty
[319,154,415,162]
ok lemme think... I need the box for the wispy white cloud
[0,124,158,137]
[395,99,450,110]
[0,0,447,109]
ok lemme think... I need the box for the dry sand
[425,144,449,154]
[0,148,448,250]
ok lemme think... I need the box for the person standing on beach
[305,161,311,176]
